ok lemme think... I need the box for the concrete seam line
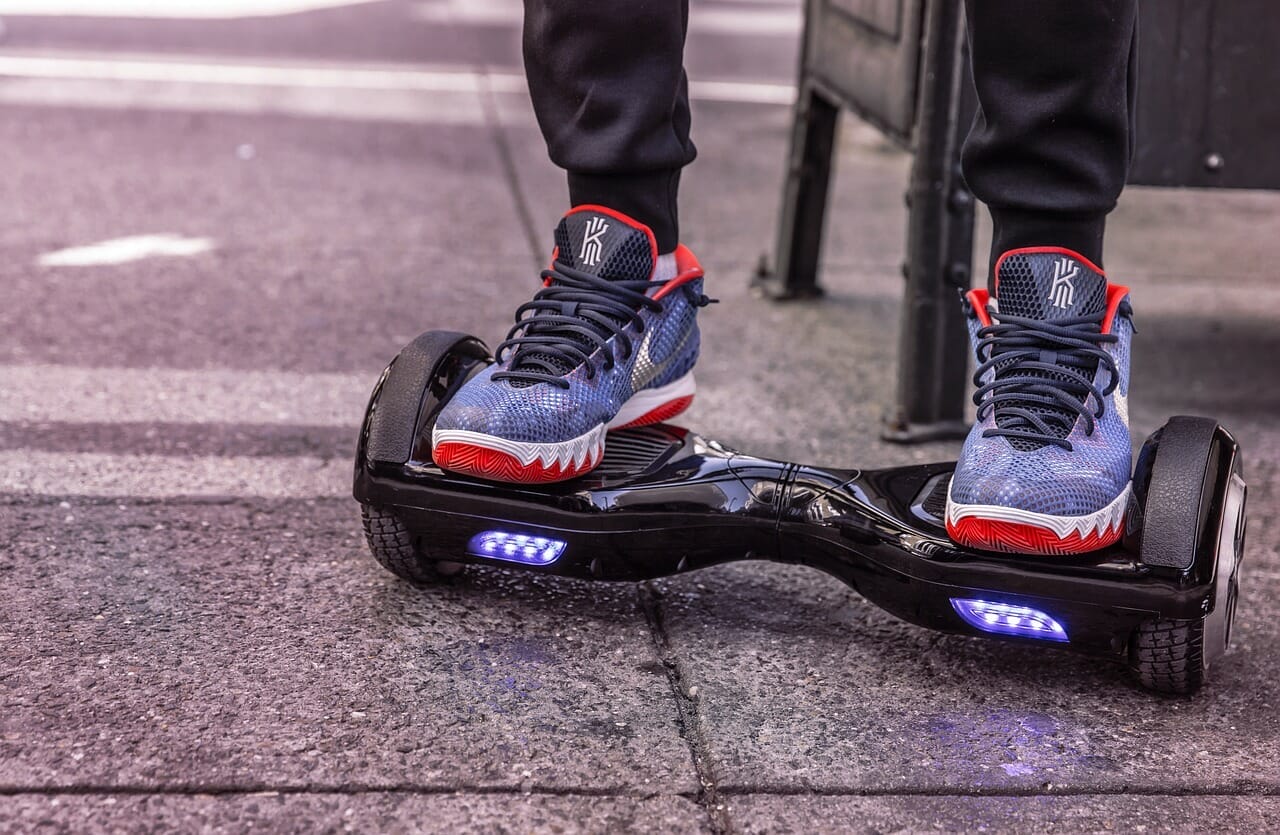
[637,582,734,834]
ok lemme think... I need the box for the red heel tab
[965,288,992,326]
[673,244,703,278]
[1102,284,1130,334]
[652,244,705,300]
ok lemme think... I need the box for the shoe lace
[972,302,1131,451]
[492,260,712,389]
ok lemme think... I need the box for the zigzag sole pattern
[946,516,1123,556]
[433,441,602,483]
[434,395,694,484]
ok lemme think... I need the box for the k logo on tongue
[1048,257,1079,309]
[580,217,609,266]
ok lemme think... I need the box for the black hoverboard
[353,331,1248,695]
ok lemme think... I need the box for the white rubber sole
[607,373,696,429]
[946,479,1133,541]
[431,372,695,471]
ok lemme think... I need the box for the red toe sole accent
[612,395,694,431]
[433,393,692,484]
[946,516,1123,556]
[433,442,602,484]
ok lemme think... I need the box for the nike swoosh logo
[1113,388,1129,427]
[630,320,693,391]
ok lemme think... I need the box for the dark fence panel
[762,0,1277,442]
[1131,0,1280,189]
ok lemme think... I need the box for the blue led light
[950,598,1068,642]
[467,530,567,566]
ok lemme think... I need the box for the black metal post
[753,81,839,300]
[880,0,975,443]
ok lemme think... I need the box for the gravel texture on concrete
[0,793,708,834]
[3,2,1278,830]
[1,499,698,796]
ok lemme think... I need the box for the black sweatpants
[523,0,1138,274]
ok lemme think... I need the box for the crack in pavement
[639,581,734,835]
[3,785,1278,799]
[0,785,673,799]
[718,785,1280,798]
[478,69,544,270]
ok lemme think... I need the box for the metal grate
[592,427,685,477]
[912,471,951,524]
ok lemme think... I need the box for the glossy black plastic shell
[354,337,1242,663]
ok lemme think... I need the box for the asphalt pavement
[2,2,1279,832]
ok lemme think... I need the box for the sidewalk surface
[2,2,1278,832]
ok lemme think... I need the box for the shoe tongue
[504,209,657,387]
[553,208,656,282]
[989,249,1111,451]
[995,250,1108,320]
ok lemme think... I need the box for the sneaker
[431,206,709,483]
[946,247,1135,555]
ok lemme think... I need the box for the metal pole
[753,0,837,301]
[881,0,975,443]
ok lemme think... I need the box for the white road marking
[0,76,487,126]
[687,79,793,105]
[2,364,376,497]
[2,450,347,498]
[39,234,214,267]
[0,54,491,91]
[412,0,801,35]
[0,53,795,112]
[692,7,802,35]
[0,0,382,18]
[0,364,370,427]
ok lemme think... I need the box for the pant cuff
[567,170,681,252]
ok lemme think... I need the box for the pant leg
[523,0,694,252]
[962,0,1138,281]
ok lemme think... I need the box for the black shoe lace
[492,261,712,389]
[972,302,1132,451]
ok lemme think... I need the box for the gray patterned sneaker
[947,247,1136,555]
[432,206,709,483]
